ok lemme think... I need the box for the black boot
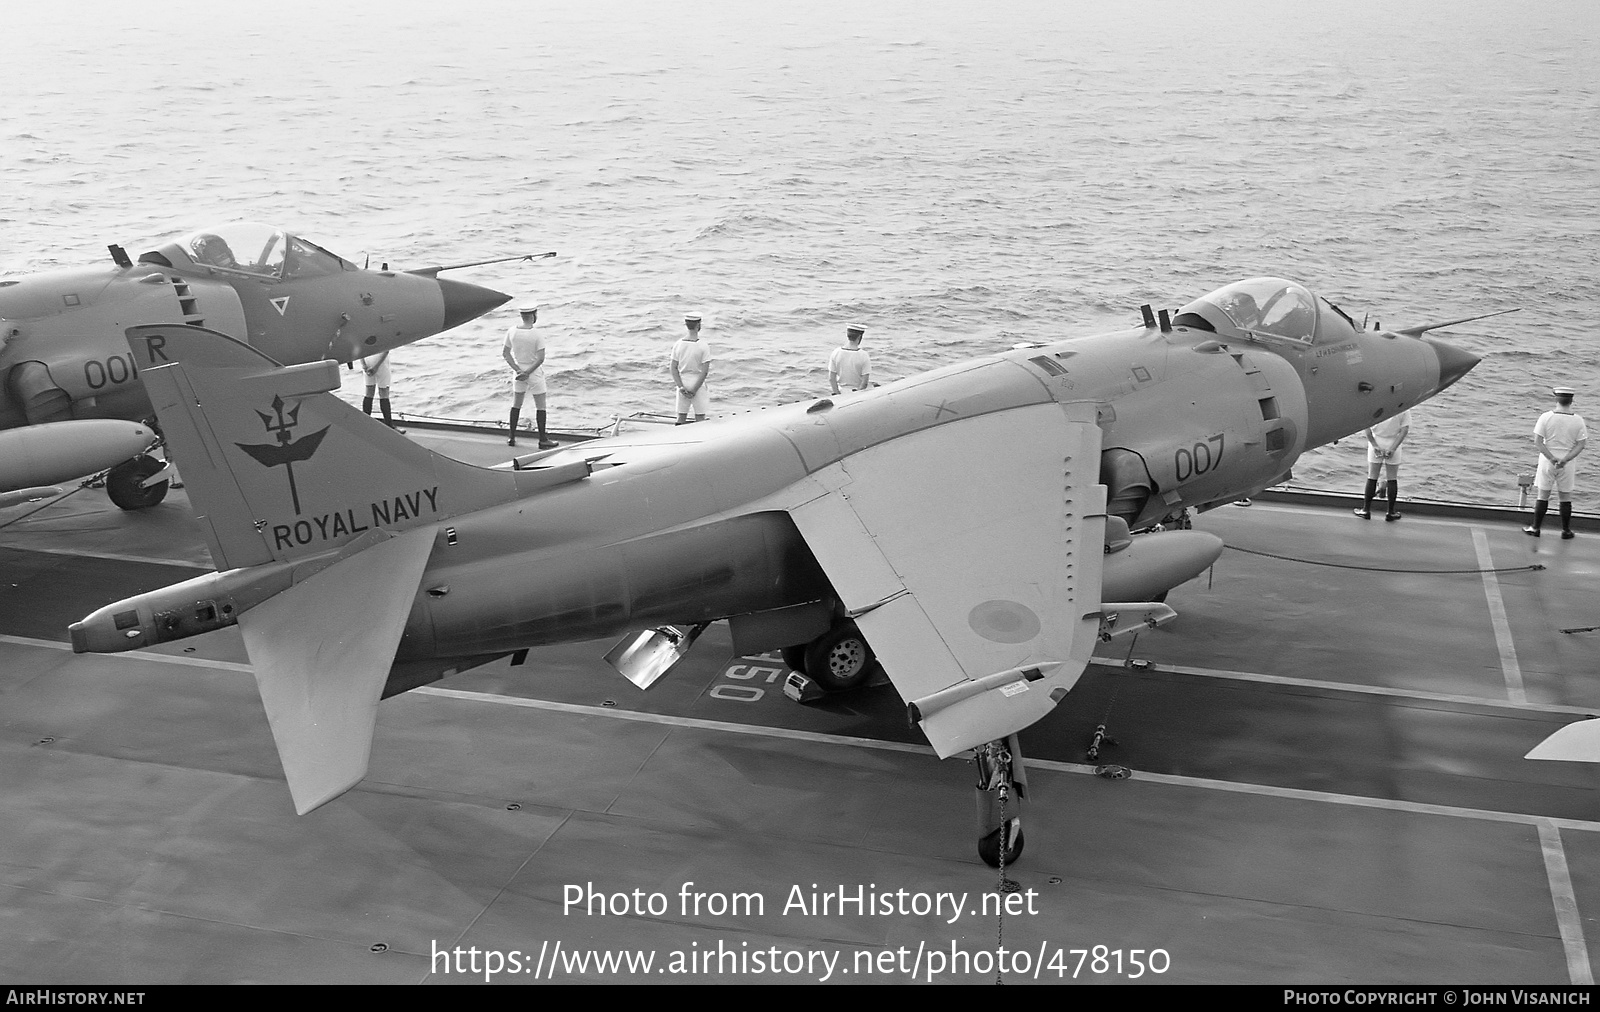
[1384,480,1401,521]
[362,395,373,415]
[380,397,397,429]
[1355,478,1377,519]
[1525,499,1548,537]
[508,407,520,446]
[1560,501,1575,539]
[537,409,556,449]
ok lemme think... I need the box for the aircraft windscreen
[183,223,286,277]
[1200,278,1318,344]
[283,234,349,278]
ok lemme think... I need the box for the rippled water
[6,0,1598,508]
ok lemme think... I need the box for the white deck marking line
[409,686,1600,833]
[19,637,1596,833]
[1539,820,1595,984]
[1473,527,1527,705]
[18,630,1588,719]
[0,543,209,568]
[1232,501,1500,530]
[0,634,253,673]
[413,685,935,756]
[1088,657,1597,718]
[1026,761,1600,832]
[15,631,1594,737]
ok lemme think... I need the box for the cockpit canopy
[1175,277,1356,346]
[141,222,352,279]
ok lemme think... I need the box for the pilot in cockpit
[1217,290,1262,331]
[192,234,240,270]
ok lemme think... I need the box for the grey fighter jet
[0,222,516,508]
[70,277,1483,866]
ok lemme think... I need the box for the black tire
[106,455,168,510]
[803,621,875,692]
[780,645,808,675]
[978,819,1024,868]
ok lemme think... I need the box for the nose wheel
[105,454,169,510]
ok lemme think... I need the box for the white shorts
[675,383,710,415]
[1536,457,1576,494]
[1366,446,1403,465]
[513,370,547,396]
[361,359,391,388]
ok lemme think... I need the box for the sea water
[5,0,1597,508]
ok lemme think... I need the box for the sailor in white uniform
[670,313,713,423]
[828,325,872,395]
[1526,386,1587,538]
[503,304,556,448]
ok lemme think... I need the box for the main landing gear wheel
[106,454,168,510]
[803,620,876,692]
[780,644,808,676]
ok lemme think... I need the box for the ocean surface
[5,0,1597,509]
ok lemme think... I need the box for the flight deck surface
[2,425,1597,985]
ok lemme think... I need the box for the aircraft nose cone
[438,277,511,331]
[1426,337,1481,393]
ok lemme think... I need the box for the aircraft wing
[783,402,1106,756]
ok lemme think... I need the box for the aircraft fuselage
[0,227,507,430]
[68,283,1485,830]
[398,312,1460,666]
[74,278,1481,685]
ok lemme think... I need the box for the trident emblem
[235,394,329,515]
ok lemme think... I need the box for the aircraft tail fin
[128,323,578,569]
[237,525,436,813]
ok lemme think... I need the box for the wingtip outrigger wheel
[975,734,1027,870]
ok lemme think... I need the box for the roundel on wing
[967,599,1041,644]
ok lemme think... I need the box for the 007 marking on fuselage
[1174,433,1226,483]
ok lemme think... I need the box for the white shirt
[829,346,871,391]
[504,325,546,376]
[671,338,712,380]
[1535,409,1588,460]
